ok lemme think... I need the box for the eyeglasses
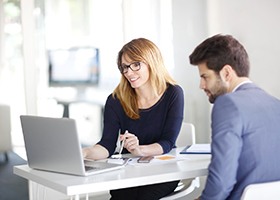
[118,62,141,74]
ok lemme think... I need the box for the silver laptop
[20,115,125,176]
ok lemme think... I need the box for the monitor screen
[48,47,99,87]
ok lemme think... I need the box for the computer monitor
[48,47,99,88]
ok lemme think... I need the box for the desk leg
[4,152,9,161]
[28,181,33,200]
[74,194,80,200]
[28,181,47,200]
[62,103,70,118]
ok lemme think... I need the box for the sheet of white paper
[186,144,211,153]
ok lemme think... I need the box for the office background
[1,0,280,148]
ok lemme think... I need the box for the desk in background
[54,88,111,135]
[55,87,110,118]
[14,147,210,200]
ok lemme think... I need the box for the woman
[83,38,184,200]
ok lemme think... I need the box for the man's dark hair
[189,34,250,77]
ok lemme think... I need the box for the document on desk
[180,144,211,154]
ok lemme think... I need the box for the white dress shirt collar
[232,80,252,92]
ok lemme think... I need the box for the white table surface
[14,147,210,196]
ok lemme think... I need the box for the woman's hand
[120,132,142,156]
[120,131,163,156]
[82,144,109,160]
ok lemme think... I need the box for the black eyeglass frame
[118,62,142,74]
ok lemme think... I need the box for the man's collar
[232,80,252,92]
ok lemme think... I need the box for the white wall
[172,0,211,143]
[171,0,280,143]
[207,0,280,98]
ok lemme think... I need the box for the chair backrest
[0,104,12,152]
[176,122,195,147]
[241,181,280,200]
[161,123,198,200]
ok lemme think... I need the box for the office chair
[160,122,200,200]
[240,180,280,200]
[0,104,12,162]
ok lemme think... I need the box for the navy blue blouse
[97,84,184,156]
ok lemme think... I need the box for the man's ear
[219,65,233,81]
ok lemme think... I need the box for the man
[189,34,280,200]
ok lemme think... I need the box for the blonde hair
[113,38,176,119]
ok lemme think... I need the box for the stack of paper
[180,144,211,154]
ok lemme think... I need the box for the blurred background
[1,0,280,150]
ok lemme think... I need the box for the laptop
[20,115,125,176]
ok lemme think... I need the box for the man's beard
[206,78,227,103]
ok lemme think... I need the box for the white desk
[14,148,210,200]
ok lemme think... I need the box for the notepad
[180,144,211,154]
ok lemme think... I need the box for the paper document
[180,144,211,154]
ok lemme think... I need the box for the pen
[111,130,128,159]
[119,130,128,156]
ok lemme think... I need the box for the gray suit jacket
[201,83,280,200]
